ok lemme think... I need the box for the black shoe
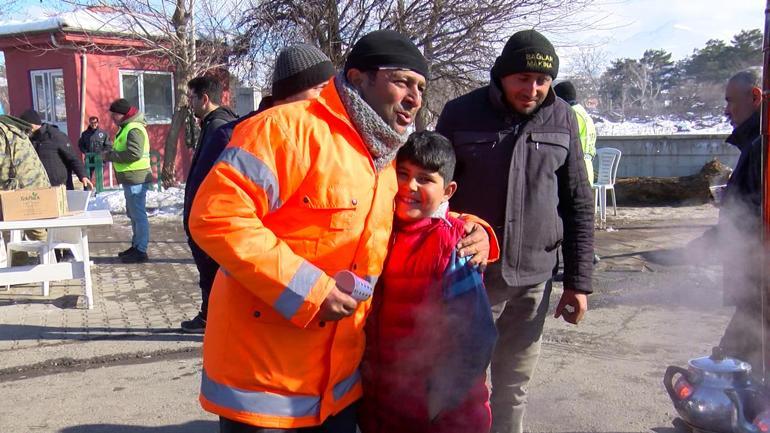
[181,312,207,334]
[118,246,136,257]
[120,249,148,263]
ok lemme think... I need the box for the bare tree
[54,0,241,186]
[237,0,606,130]
[563,47,607,105]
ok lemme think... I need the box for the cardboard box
[0,185,68,221]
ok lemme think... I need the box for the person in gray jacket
[436,29,595,433]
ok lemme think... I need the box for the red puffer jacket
[360,214,493,433]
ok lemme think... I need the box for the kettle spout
[726,388,761,433]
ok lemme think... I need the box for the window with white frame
[30,69,67,133]
[119,70,174,124]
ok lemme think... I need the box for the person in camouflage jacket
[0,114,51,264]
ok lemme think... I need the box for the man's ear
[752,86,762,109]
[201,93,211,107]
[443,180,458,202]
[346,68,365,89]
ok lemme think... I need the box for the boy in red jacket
[360,131,498,433]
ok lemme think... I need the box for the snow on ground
[595,117,733,136]
[90,187,184,220]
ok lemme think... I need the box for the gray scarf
[335,73,409,171]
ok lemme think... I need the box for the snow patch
[90,187,184,219]
[0,8,165,37]
[594,117,732,136]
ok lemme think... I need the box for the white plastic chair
[592,147,622,225]
[47,190,92,261]
[6,229,55,295]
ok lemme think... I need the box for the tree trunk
[613,159,732,206]
[161,0,193,188]
[161,103,188,187]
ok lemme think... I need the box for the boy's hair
[187,75,223,104]
[396,131,456,183]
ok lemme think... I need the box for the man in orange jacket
[190,31,493,433]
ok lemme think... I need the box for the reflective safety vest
[573,104,596,183]
[112,121,150,172]
[189,78,396,428]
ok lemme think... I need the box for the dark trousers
[188,238,218,318]
[219,402,358,433]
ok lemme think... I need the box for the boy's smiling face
[395,160,457,223]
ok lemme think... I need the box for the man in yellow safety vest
[104,98,152,263]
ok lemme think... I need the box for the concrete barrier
[597,134,737,177]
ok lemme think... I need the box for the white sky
[560,0,764,64]
[6,0,767,69]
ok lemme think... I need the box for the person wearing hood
[180,45,336,334]
[436,29,595,433]
[189,31,492,432]
[19,109,92,191]
[104,98,152,264]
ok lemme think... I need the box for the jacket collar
[202,106,237,126]
[726,110,760,151]
[317,76,356,132]
[487,72,556,125]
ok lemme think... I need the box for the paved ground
[0,206,736,433]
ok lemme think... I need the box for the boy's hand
[457,221,490,270]
[554,289,588,325]
[319,286,358,321]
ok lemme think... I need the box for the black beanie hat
[19,109,42,125]
[272,44,336,101]
[492,29,559,80]
[109,98,132,115]
[554,81,577,104]
[344,30,428,79]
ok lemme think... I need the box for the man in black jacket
[78,116,111,180]
[19,109,92,190]
[689,69,763,372]
[436,30,594,433]
[179,46,335,333]
[180,75,238,333]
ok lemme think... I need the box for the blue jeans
[123,182,150,253]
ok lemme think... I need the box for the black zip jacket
[31,123,87,188]
[78,127,111,154]
[717,111,761,307]
[436,79,594,293]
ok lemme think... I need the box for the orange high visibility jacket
[189,79,398,428]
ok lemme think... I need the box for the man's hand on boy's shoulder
[456,221,490,270]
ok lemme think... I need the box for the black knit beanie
[492,29,559,80]
[272,44,336,101]
[554,81,577,105]
[109,98,132,115]
[19,109,42,125]
[344,30,428,79]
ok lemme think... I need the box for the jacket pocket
[453,131,499,151]
[300,184,359,231]
[527,131,569,171]
[529,132,569,150]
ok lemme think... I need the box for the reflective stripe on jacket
[112,121,150,172]
[189,78,397,428]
